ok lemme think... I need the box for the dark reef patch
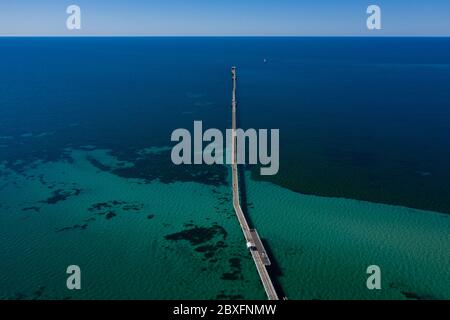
[8,292,28,300]
[88,200,144,220]
[164,223,228,262]
[110,150,228,186]
[89,202,116,212]
[400,291,436,300]
[105,212,117,220]
[147,214,155,220]
[7,286,50,300]
[87,156,111,172]
[56,200,145,232]
[216,291,244,300]
[228,258,241,269]
[33,286,46,300]
[122,203,144,211]
[164,225,227,246]
[194,240,228,259]
[22,206,41,212]
[220,258,243,281]
[1,147,73,178]
[211,189,235,219]
[56,223,88,233]
[40,188,82,205]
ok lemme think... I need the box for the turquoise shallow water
[245,173,450,299]
[0,148,448,300]
[0,148,265,300]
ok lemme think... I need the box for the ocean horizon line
[1,35,450,38]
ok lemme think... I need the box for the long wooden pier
[230,66,279,300]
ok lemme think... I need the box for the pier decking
[230,66,279,301]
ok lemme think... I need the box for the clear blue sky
[1,0,449,36]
